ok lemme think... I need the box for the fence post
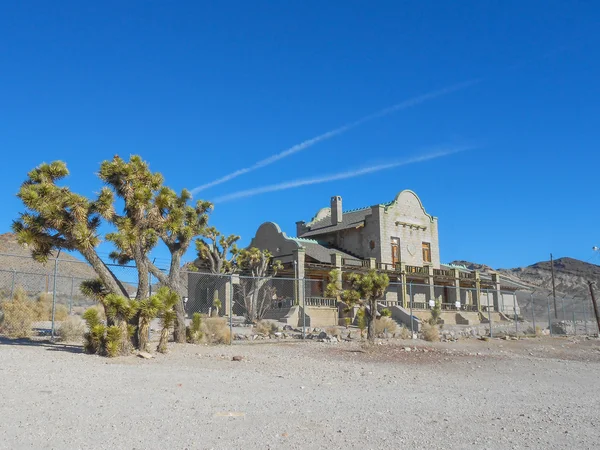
[10,270,16,298]
[561,295,566,323]
[409,282,414,338]
[513,292,518,335]
[302,278,306,340]
[486,289,493,338]
[229,273,233,345]
[547,294,553,336]
[582,296,588,335]
[69,277,74,315]
[530,292,536,334]
[50,254,60,340]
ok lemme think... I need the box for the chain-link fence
[0,252,598,342]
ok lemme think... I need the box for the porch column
[330,253,343,285]
[452,268,461,307]
[491,273,501,312]
[399,263,408,308]
[293,248,306,306]
[427,270,435,306]
[226,274,240,316]
[474,270,481,311]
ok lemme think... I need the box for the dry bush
[397,325,412,340]
[374,317,397,336]
[57,316,85,342]
[31,294,51,321]
[0,296,35,338]
[326,326,341,337]
[255,320,278,336]
[421,323,440,342]
[30,292,70,322]
[202,317,231,344]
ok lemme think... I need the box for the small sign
[455,301,461,309]
[428,300,435,308]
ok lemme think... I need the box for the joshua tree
[156,288,179,353]
[195,227,240,274]
[235,248,282,323]
[147,187,213,343]
[12,161,129,298]
[326,269,389,342]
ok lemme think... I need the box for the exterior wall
[249,222,300,263]
[305,306,338,327]
[378,190,440,269]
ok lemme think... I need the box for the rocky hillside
[0,232,97,280]
[451,257,600,297]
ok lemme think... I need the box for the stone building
[247,189,519,327]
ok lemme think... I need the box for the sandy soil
[1,336,599,449]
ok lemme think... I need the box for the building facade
[247,189,519,326]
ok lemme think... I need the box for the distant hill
[0,232,97,280]
[450,257,600,298]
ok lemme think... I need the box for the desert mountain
[450,257,600,298]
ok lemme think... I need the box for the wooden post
[588,281,600,336]
[551,253,558,318]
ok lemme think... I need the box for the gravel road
[0,337,599,449]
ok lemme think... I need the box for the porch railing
[433,268,453,277]
[341,258,369,268]
[405,265,430,275]
[305,297,338,308]
[376,262,400,272]
[459,272,475,280]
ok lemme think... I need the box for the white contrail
[190,79,479,195]
[212,145,474,203]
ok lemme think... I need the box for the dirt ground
[1,336,599,450]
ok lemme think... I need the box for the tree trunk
[130,253,150,350]
[118,320,132,355]
[80,248,130,298]
[138,318,149,352]
[157,326,169,353]
[366,301,376,342]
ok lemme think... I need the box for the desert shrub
[255,320,278,336]
[54,305,69,321]
[398,325,412,340]
[32,292,52,321]
[57,316,85,342]
[535,326,542,337]
[428,300,442,326]
[421,323,440,342]
[0,295,34,338]
[344,317,352,328]
[374,317,397,336]
[380,308,391,317]
[326,326,341,337]
[186,312,203,344]
[202,317,231,344]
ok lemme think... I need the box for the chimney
[331,196,342,225]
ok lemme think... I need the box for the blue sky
[1,1,599,270]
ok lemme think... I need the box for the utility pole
[588,281,600,337]
[550,253,558,319]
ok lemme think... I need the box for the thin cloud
[213,145,474,203]
[190,79,479,195]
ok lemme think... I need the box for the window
[422,242,431,263]
[391,238,400,265]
